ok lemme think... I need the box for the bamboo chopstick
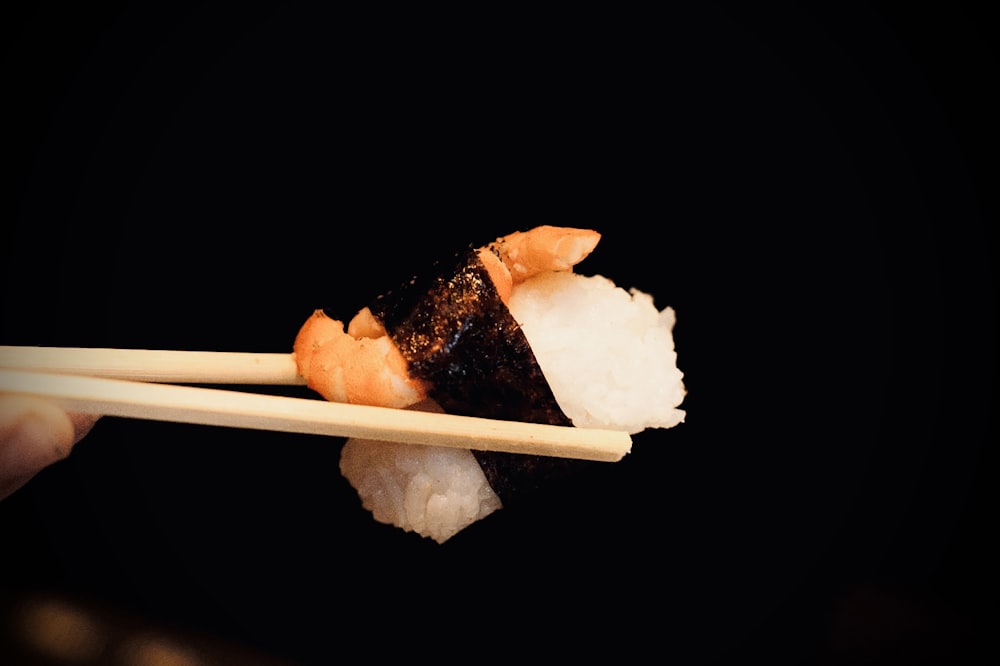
[0,346,304,385]
[0,369,632,462]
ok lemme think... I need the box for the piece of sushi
[322,231,686,543]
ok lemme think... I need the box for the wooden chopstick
[0,346,304,385]
[0,369,632,463]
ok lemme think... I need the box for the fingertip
[68,412,101,445]
[0,397,78,499]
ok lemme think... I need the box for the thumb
[0,397,95,500]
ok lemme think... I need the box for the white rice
[508,271,686,434]
[339,401,502,544]
[339,271,685,542]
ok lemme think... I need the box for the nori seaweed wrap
[361,245,587,501]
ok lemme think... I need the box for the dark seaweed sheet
[366,245,592,502]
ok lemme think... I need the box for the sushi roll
[293,226,686,542]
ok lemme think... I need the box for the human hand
[0,396,100,500]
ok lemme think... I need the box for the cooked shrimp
[293,310,430,408]
[486,225,601,285]
[293,225,601,407]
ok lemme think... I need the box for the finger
[0,397,79,500]
[67,411,101,444]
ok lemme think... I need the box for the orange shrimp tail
[488,225,600,284]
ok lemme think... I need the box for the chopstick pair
[0,346,632,462]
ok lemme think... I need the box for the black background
[2,3,997,664]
